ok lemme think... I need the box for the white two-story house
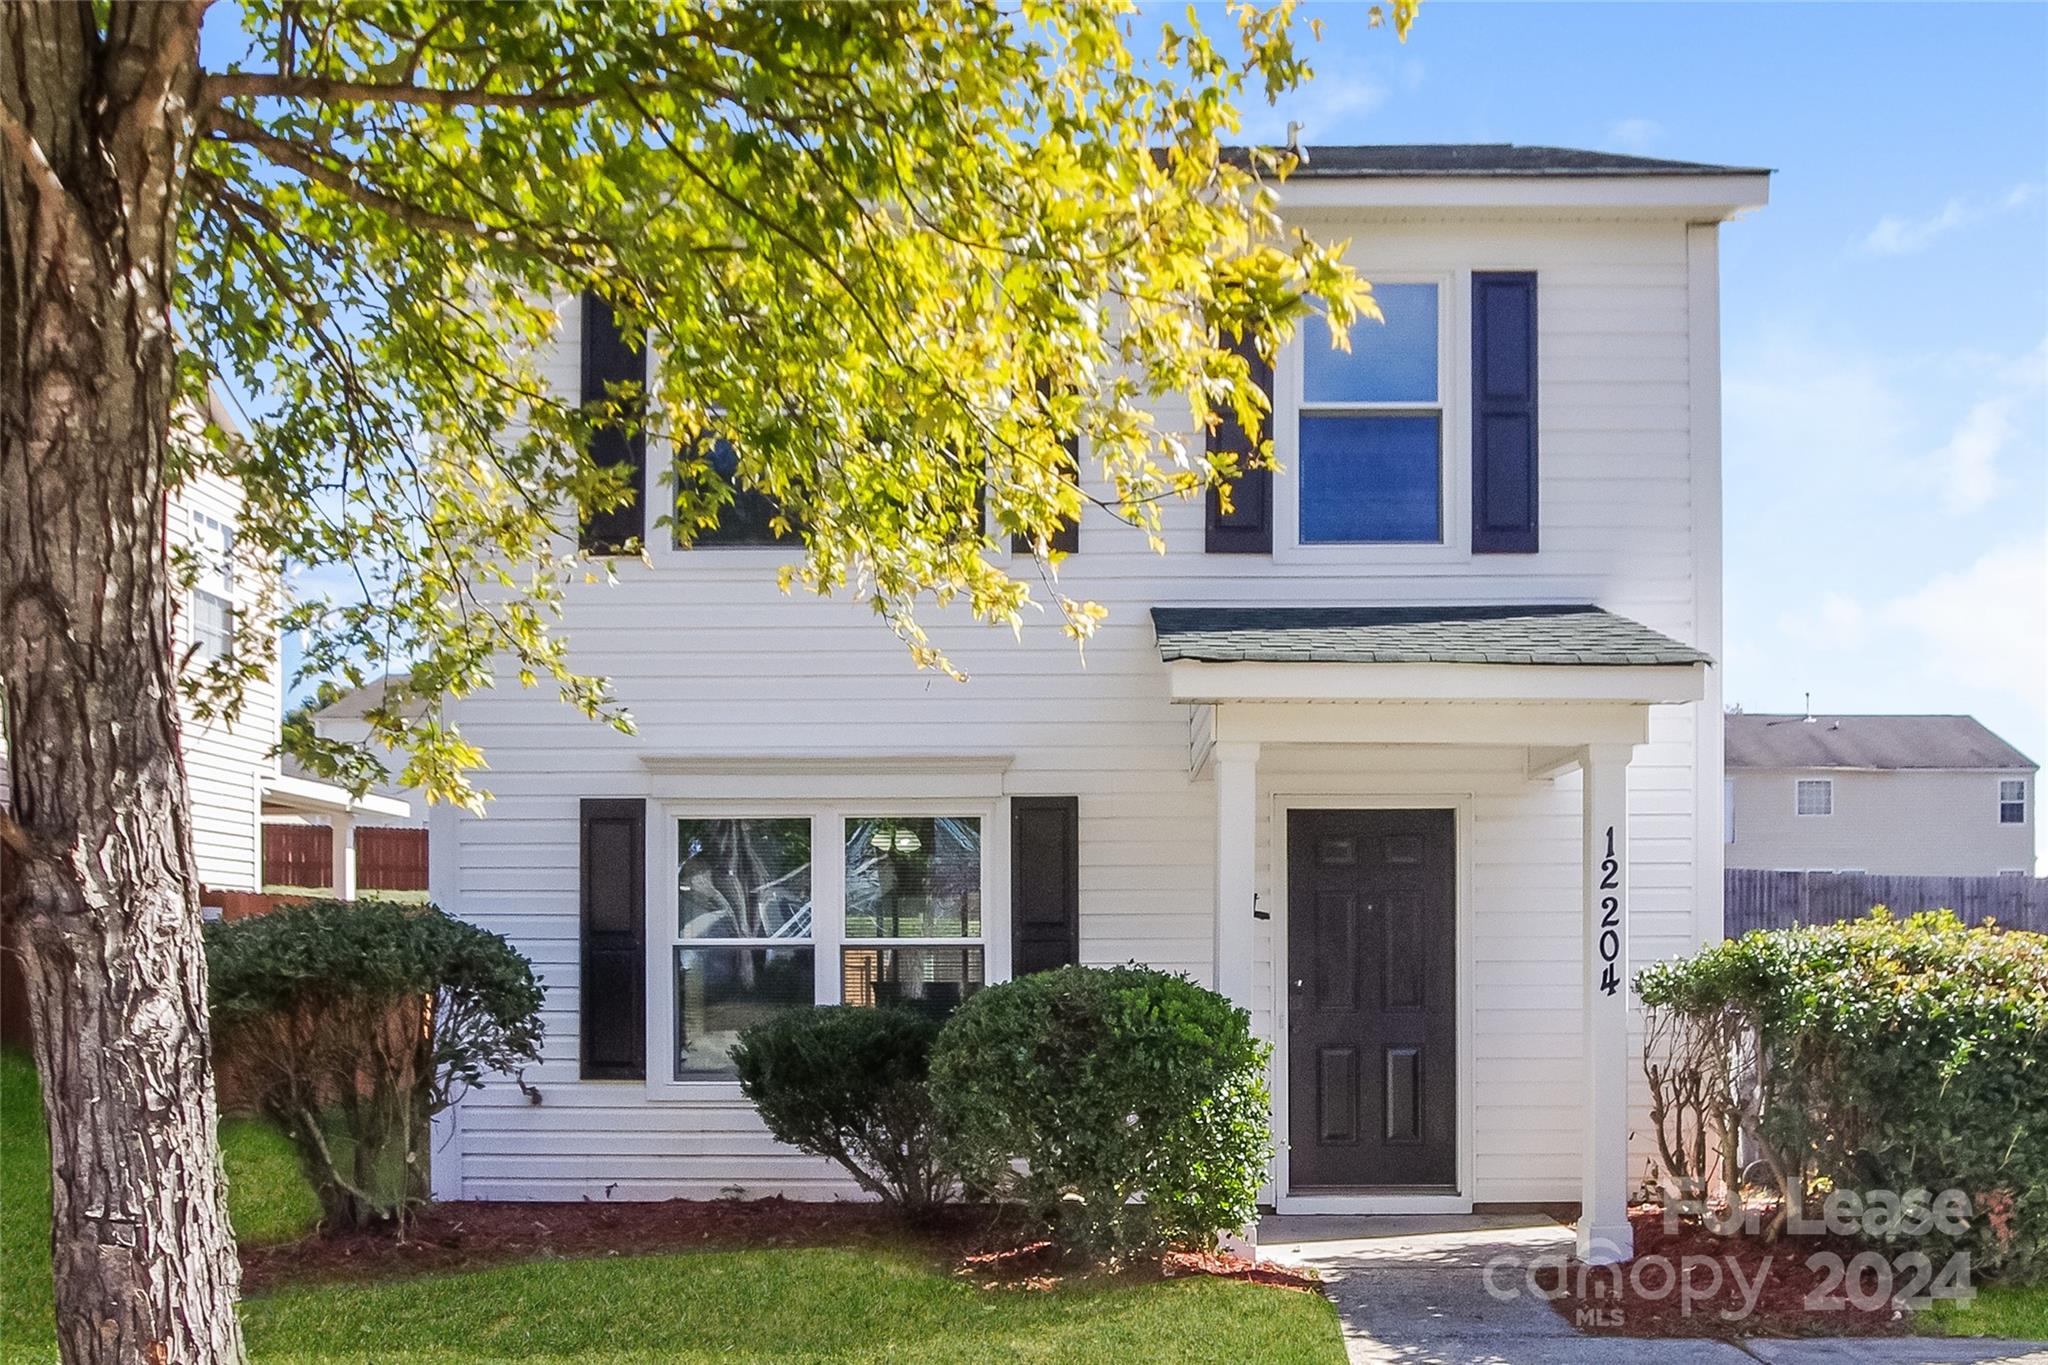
[429,144,1770,1265]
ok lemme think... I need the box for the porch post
[1212,741,1259,1011]
[331,813,357,900]
[1579,742,1636,1264]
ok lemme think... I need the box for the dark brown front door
[1287,808,1457,1191]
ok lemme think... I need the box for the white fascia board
[261,774,411,820]
[1167,660,1709,706]
[1272,173,1771,220]
[1213,701,1651,749]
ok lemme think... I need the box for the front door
[1287,808,1457,1191]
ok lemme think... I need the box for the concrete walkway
[1257,1214,2048,1365]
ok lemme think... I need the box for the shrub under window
[929,964,1270,1262]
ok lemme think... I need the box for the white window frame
[646,794,1007,1101]
[186,509,237,663]
[1275,269,1468,564]
[1795,778,1833,817]
[1998,778,2027,825]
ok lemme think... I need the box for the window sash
[1290,273,1452,551]
[1796,780,1832,816]
[652,798,1000,1094]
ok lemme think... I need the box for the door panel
[1287,808,1457,1190]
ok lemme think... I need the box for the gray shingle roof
[1151,605,1710,667]
[1220,144,1769,179]
[1726,713,2037,772]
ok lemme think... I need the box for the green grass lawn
[1,1050,1343,1362]
[1922,1284,2048,1339]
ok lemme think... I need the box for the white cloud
[1605,118,1663,155]
[1860,183,2041,256]
[1777,591,1867,651]
[1727,331,2045,517]
[1879,539,2048,711]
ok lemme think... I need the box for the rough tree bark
[1,3,246,1361]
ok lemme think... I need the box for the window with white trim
[188,509,236,662]
[1999,779,2026,825]
[667,809,988,1080]
[1297,282,1445,544]
[1795,779,1833,817]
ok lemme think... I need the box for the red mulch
[1538,1206,1910,1338]
[239,1197,1314,1297]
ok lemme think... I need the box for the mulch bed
[239,1197,1315,1296]
[1538,1206,1911,1338]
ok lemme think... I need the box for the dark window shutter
[580,798,646,1079]
[1471,272,1539,554]
[579,292,648,553]
[1010,433,1082,557]
[1205,335,1273,554]
[1010,796,1079,976]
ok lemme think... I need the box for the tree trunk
[1,4,246,1361]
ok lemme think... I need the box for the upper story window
[1795,779,1833,817]
[1297,282,1444,545]
[672,438,795,549]
[1999,778,2027,824]
[188,510,235,662]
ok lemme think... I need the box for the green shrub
[1638,911,2048,1278]
[929,964,1270,1262]
[206,899,544,1232]
[732,1006,955,1214]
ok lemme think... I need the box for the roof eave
[1271,172,1771,221]
[1166,658,1709,707]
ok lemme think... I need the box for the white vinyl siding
[1729,769,2038,877]
[439,213,1719,1202]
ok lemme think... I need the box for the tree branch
[0,100,86,243]
[202,70,606,112]
[206,108,520,245]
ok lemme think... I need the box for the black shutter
[579,292,648,553]
[1010,796,1079,975]
[580,798,646,1079]
[1204,335,1273,554]
[1010,433,1082,557]
[1471,272,1539,554]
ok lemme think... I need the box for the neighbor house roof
[312,672,422,721]
[1150,605,1709,667]
[1222,144,1770,179]
[1725,713,2037,772]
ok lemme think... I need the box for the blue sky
[1201,0,2047,766]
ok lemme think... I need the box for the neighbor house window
[1795,779,1833,817]
[668,807,990,1079]
[672,817,815,1077]
[188,510,236,662]
[1999,779,2027,824]
[1297,282,1443,544]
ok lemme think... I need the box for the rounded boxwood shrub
[732,1005,955,1214]
[206,899,544,1232]
[1638,910,2048,1278]
[929,964,1270,1261]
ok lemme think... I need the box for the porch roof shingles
[1149,604,1710,667]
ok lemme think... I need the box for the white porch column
[1579,743,1636,1264]
[1212,741,1259,1011]
[330,813,357,900]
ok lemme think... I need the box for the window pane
[674,945,814,1077]
[191,590,234,662]
[675,438,796,548]
[677,818,812,940]
[1299,414,1442,544]
[841,946,985,1018]
[1796,781,1832,816]
[1303,283,1439,404]
[844,817,982,938]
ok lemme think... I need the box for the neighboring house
[1725,712,2037,877]
[1,457,404,900]
[429,144,1770,1263]
[267,673,430,831]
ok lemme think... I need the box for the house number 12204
[1597,826,1621,997]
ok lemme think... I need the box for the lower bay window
[662,804,995,1084]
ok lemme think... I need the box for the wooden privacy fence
[262,824,429,892]
[1725,868,2048,936]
